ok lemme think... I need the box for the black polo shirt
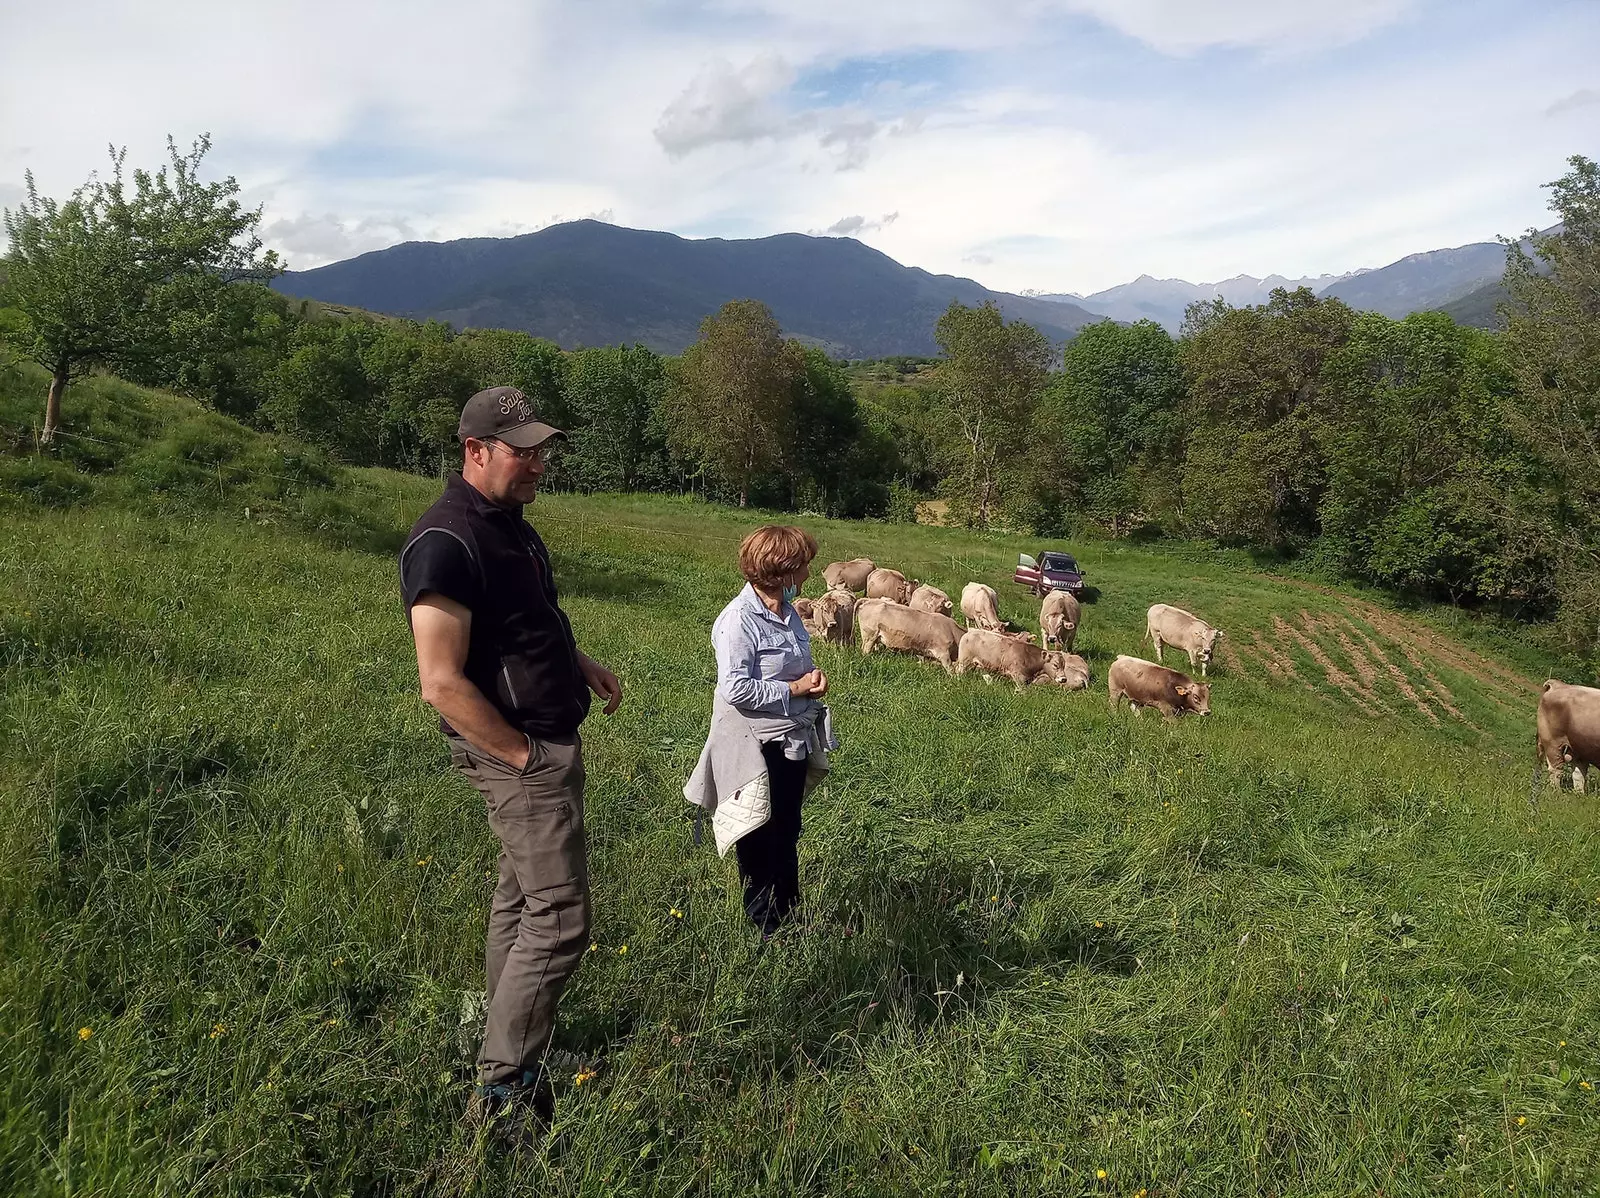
[399,473,591,739]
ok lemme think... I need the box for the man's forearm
[424,673,529,766]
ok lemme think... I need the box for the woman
[684,526,836,936]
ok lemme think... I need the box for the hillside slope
[273,220,1103,357]
[3,370,1598,1196]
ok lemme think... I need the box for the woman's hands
[788,668,828,698]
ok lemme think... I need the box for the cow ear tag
[1174,685,1187,695]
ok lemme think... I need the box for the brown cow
[1040,590,1081,652]
[956,629,1088,690]
[960,582,1004,631]
[908,584,953,618]
[823,557,875,593]
[1107,655,1211,718]
[1537,679,1600,791]
[856,598,960,672]
[865,567,916,605]
[798,588,857,645]
[1147,604,1224,677]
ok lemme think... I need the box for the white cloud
[813,212,900,236]
[0,0,1591,294]
[654,55,799,157]
[1546,88,1600,116]
[1058,0,1418,54]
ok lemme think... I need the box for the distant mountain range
[273,221,1101,358]
[1032,271,1363,333]
[1043,231,1555,333]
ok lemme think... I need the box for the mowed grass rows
[3,387,1600,1195]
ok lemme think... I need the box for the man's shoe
[464,1077,553,1151]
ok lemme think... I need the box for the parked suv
[1014,550,1086,597]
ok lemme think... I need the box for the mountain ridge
[273,220,1102,358]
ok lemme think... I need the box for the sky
[1,0,1595,294]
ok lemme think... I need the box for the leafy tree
[261,321,379,461]
[360,321,476,472]
[1179,288,1354,547]
[1500,155,1600,644]
[1318,311,1549,608]
[456,328,571,430]
[1,135,278,442]
[562,344,672,492]
[667,299,803,507]
[1034,319,1185,535]
[933,300,1052,528]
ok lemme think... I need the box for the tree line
[3,140,1598,645]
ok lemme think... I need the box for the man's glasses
[488,439,557,465]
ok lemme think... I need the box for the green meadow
[2,365,1599,1196]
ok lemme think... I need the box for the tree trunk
[41,364,68,445]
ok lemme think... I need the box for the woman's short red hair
[738,525,818,588]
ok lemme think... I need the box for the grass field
[3,366,1600,1196]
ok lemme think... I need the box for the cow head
[1174,681,1211,715]
[1041,651,1090,689]
[1200,629,1224,664]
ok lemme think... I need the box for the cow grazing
[960,582,1004,632]
[908,584,953,618]
[1040,590,1081,652]
[957,628,1089,690]
[856,598,961,672]
[1146,604,1224,677]
[1107,655,1211,719]
[865,567,916,605]
[823,557,875,593]
[798,588,857,645]
[1537,679,1600,791]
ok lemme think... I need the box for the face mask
[781,583,799,604]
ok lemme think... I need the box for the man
[399,385,622,1138]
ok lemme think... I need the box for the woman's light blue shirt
[711,583,817,717]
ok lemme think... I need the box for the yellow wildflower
[332,957,344,968]
[989,895,998,903]
[1559,1040,1567,1047]
[618,945,629,955]
[77,1027,93,1042]
[1094,920,1104,929]
[588,942,599,952]
[335,863,344,873]
[324,1018,340,1028]
[670,908,684,919]
[209,1022,227,1040]
[574,1068,598,1086]
[1582,1080,1593,1090]
[416,856,432,867]
[1517,1116,1527,1126]
[1096,1168,1107,1180]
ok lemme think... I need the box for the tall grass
[2,369,1598,1195]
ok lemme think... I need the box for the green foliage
[1034,319,1185,537]
[1,135,279,437]
[1500,155,1600,647]
[1318,312,1551,610]
[562,345,673,493]
[934,301,1054,528]
[1180,289,1355,547]
[668,299,805,507]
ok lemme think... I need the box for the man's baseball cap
[457,386,565,448]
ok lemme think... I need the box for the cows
[856,598,961,672]
[960,583,1004,632]
[823,557,875,593]
[957,629,1089,690]
[1107,655,1211,718]
[909,584,953,618]
[865,567,916,605]
[1147,604,1224,677]
[795,588,857,645]
[1537,679,1600,791]
[1040,591,1080,652]
[801,552,1228,721]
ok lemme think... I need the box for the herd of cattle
[798,556,1600,782]
[794,556,1223,719]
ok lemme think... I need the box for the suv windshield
[1041,554,1078,571]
